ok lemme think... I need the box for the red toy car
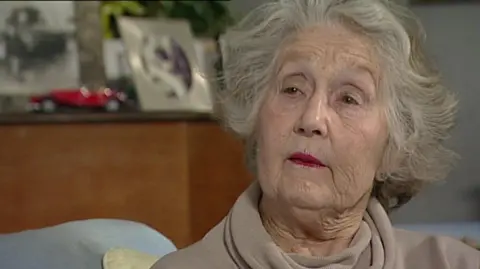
[28,87,127,113]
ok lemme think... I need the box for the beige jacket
[152,182,480,269]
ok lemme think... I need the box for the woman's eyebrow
[277,60,309,76]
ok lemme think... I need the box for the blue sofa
[395,221,480,242]
[0,219,176,269]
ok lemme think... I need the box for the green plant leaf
[152,0,235,37]
[160,1,175,12]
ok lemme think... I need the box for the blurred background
[0,0,478,259]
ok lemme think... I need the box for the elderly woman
[153,0,480,268]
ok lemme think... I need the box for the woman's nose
[294,97,328,138]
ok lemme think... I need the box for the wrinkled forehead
[275,25,380,79]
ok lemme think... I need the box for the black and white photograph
[0,1,79,96]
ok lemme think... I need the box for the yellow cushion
[103,248,160,269]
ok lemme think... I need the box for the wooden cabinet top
[0,111,216,125]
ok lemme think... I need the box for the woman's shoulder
[393,228,480,268]
[150,241,209,269]
[151,238,236,269]
[151,219,235,269]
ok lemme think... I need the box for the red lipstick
[288,152,325,168]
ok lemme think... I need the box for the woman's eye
[281,87,301,96]
[341,94,360,105]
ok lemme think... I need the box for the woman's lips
[288,152,326,168]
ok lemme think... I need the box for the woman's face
[256,25,388,211]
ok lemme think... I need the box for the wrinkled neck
[259,195,369,257]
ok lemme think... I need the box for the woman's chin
[279,180,333,210]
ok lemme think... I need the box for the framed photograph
[118,17,213,113]
[0,1,79,96]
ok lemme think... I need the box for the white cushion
[103,248,160,269]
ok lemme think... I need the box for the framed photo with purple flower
[118,17,213,113]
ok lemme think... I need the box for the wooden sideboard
[0,113,253,248]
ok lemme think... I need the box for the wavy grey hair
[216,0,458,211]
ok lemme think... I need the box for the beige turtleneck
[151,181,480,269]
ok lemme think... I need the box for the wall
[227,1,480,223]
[227,0,409,19]
[227,0,271,19]
[391,4,480,223]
